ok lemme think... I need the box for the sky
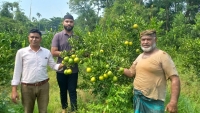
[1,0,78,20]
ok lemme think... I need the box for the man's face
[140,35,156,52]
[63,19,74,31]
[28,33,42,47]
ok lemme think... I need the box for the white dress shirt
[11,46,60,85]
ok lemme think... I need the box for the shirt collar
[62,30,74,36]
[28,45,43,51]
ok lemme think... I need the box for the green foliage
[0,2,14,18]
[79,84,133,113]
[0,31,26,85]
[191,12,200,37]
[0,89,23,113]
[0,17,27,33]
[65,2,165,112]
[0,91,10,113]
[179,38,200,77]
[69,0,101,31]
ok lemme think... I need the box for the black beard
[64,26,74,31]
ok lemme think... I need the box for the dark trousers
[56,72,78,111]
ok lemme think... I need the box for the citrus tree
[59,1,165,112]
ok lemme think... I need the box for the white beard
[141,43,156,52]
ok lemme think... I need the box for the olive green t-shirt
[131,50,178,101]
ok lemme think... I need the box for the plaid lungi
[133,89,165,113]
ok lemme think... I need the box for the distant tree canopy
[69,0,200,31]
[0,1,63,32]
[0,0,199,32]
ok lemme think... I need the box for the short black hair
[29,29,42,36]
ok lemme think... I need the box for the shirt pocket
[39,57,48,67]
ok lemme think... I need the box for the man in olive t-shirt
[123,30,180,113]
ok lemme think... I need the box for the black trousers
[56,72,78,111]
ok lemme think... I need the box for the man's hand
[11,91,19,104]
[11,86,19,104]
[165,101,178,113]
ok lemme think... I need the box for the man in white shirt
[11,29,63,113]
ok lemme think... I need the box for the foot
[62,109,67,113]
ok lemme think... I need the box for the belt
[21,78,49,86]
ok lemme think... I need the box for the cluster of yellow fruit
[124,41,133,46]
[62,54,80,75]
[87,67,124,83]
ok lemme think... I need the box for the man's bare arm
[169,75,180,104]
[51,47,61,57]
[123,68,135,78]
[165,75,181,112]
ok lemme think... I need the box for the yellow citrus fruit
[90,77,96,82]
[128,42,133,46]
[107,71,113,76]
[136,49,140,53]
[99,75,104,81]
[133,24,138,29]
[68,58,74,64]
[64,69,72,75]
[118,67,124,73]
[71,54,76,59]
[62,60,65,64]
[64,69,68,75]
[100,49,104,53]
[74,57,80,63]
[103,74,108,78]
[105,64,109,68]
[86,67,92,73]
[124,41,129,45]
[64,56,69,62]
[113,76,118,82]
